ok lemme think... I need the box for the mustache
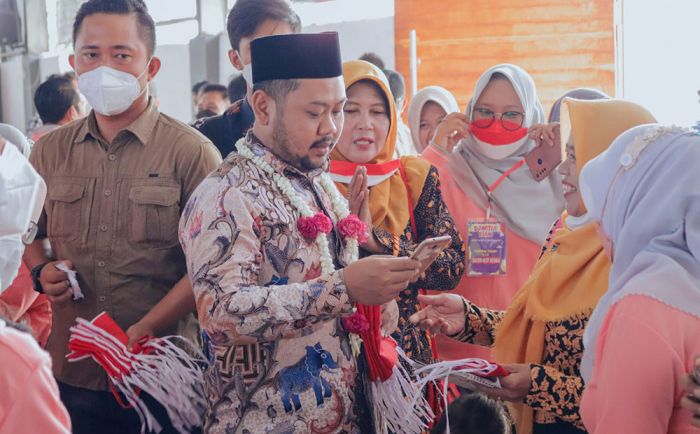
[310,136,334,149]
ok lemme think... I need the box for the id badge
[467,220,507,276]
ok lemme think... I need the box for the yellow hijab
[331,60,431,235]
[493,99,656,434]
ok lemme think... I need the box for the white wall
[619,0,700,126]
[304,17,395,69]
[153,44,193,123]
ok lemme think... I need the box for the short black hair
[359,52,386,70]
[383,69,406,104]
[73,0,156,56]
[201,83,228,101]
[228,75,247,103]
[226,0,301,51]
[34,75,81,124]
[253,79,300,111]
[431,391,510,434]
[192,80,209,96]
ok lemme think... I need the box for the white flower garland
[237,141,359,275]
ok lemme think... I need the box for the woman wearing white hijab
[578,124,700,434]
[408,86,460,153]
[422,64,564,360]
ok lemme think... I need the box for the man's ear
[251,89,274,126]
[228,49,244,71]
[65,105,79,123]
[68,54,76,70]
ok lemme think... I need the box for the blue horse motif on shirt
[277,342,338,413]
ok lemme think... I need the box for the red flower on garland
[341,311,370,334]
[297,212,333,241]
[338,214,369,244]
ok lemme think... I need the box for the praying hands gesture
[348,166,382,253]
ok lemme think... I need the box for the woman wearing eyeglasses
[421,64,564,361]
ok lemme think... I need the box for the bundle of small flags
[67,312,206,434]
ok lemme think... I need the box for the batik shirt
[180,133,358,434]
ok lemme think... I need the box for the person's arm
[181,183,418,346]
[371,166,466,290]
[524,364,585,425]
[581,304,677,434]
[451,298,505,347]
[125,276,195,347]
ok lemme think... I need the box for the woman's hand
[680,355,700,428]
[408,293,466,336]
[125,320,156,351]
[431,113,470,153]
[528,122,560,148]
[474,363,532,402]
[348,166,382,253]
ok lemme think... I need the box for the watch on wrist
[30,262,48,294]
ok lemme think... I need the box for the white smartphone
[410,235,452,272]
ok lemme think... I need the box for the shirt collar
[76,98,159,146]
[244,131,327,180]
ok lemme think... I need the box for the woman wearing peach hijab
[579,122,700,434]
[421,64,564,361]
[411,98,656,434]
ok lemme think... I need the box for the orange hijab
[331,60,431,235]
[492,99,657,434]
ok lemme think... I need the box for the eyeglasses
[472,108,525,131]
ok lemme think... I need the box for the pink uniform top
[0,320,71,433]
[0,261,52,346]
[423,145,541,360]
[581,294,700,434]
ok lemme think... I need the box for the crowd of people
[2,0,700,433]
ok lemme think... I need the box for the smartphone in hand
[524,130,563,182]
[410,235,452,273]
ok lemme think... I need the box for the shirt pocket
[47,179,92,243]
[128,184,181,248]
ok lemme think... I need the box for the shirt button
[99,295,106,302]
[104,189,112,196]
[100,225,108,232]
[97,261,106,268]
[108,154,116,161]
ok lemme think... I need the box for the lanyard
[475,159,525,220]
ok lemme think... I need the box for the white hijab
[408,86,460,152]
[579,124,700,381]
[448,64,564,244]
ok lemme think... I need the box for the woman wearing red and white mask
[422,64,564,361]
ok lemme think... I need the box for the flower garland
[237,141,367,275]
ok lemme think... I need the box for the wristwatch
[30,262,48,294]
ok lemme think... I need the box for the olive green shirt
[30,100,222,391]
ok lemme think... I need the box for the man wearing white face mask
[194,0,301,158]
[23,1,221,432]
[0,135,71,434]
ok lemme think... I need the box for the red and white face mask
[470,119,529,160]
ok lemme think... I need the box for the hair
[34,75,81,124]
[359,52,386,70]
[73,0,156,56]
[226,0,301,51]
[201,83,228,101]
[192,80,209,96]
[253,79,300,112]
[430,391,510,434]
[228,75,248,103]
[383,69,406,104]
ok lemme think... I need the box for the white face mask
[0,143,46,293]
[472,135,529,160]
[236,51,253,87]
[78,61,150,116]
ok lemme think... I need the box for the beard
[271,117,334,172]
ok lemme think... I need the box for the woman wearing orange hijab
[410,98,656,434]
[330,60,465,365]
